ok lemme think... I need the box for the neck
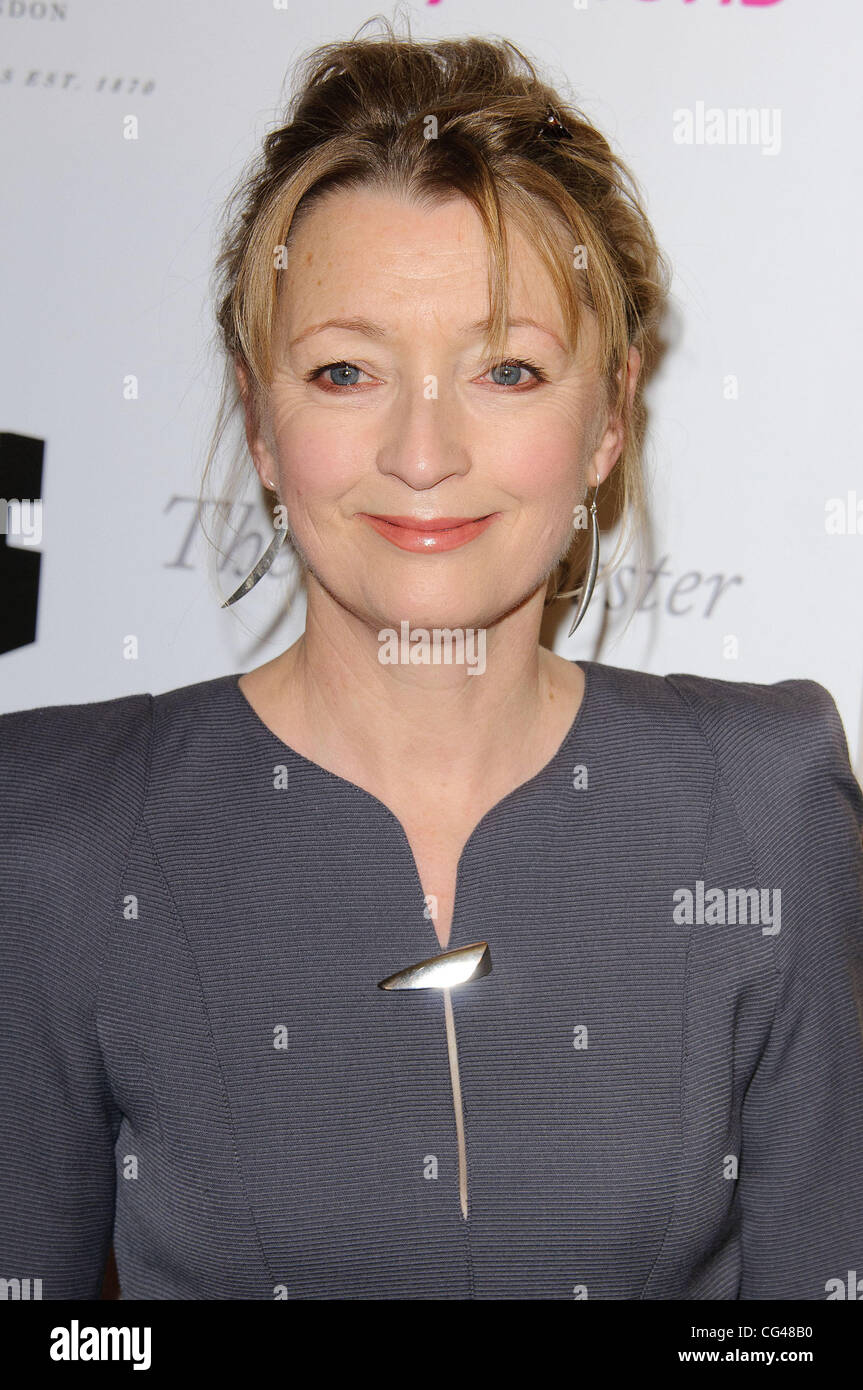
[256,578,581,814]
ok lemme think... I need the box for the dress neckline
[222,657,599,955]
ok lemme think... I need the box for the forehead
[280,184,587,348]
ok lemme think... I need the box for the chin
[305,544,553,632]
[366,596,492,634]
[362,576,548,636]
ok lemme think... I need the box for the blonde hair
[202,14,670,615]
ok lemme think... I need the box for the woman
[2,25,862,1301]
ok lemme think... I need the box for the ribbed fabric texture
[1,658,862,1300]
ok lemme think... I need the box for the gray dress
[1,658,862,1300]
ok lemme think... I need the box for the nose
[374,375,472,492]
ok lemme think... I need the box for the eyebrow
[289,315,565,351]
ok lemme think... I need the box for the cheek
[272,418,362,502]
[493,433,580,504]
[484,393,592,501]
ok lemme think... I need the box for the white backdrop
[2,0,862,776]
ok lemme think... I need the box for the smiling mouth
[368,515,491,530]
[357,512,499,553]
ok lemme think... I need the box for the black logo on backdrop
[0,432,43,655]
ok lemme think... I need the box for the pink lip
[358,512,499,553]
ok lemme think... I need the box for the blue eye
[489,361,541,389]
[303,357,549,392]
[306,361,363,388]
[487,358,549,387]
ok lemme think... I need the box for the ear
[233,358,277,492]
[233,356,249,400]
[589,345,641,487]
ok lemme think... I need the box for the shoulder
[0,670,235,783]
[0,686,154,812]
[587,657,844,743]
[662,666,848,766]
[0,672,244,849]
[632,663,863,941]
[0,689,154,985]
[0,690,157,925]
[663,667,863,838]
[590,662,863,995]
[588,659,857,779]
[587,658,863,851]
[0,673,237,966]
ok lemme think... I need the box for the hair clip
[539,104,572,141]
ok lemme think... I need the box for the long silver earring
[558,481,600,637]
[220,496,289,608]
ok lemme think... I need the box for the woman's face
[241,185,634,632]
